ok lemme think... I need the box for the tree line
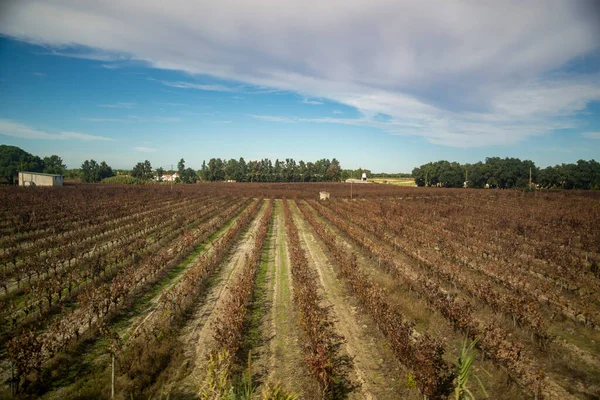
[0,146,343,184]
[198,157,341,182]
[107,157,343,184]
[412,157,600,189]
[5,144,596,189]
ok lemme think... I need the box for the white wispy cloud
[181,111,215,116]
[58,131,114,140]
[250,112,563,147]
[250,114,423,128]
[81,118,130,122]
[101,64,120,69]
[155,102,189,107]
[33,72,45,77]
[99,102,136,108]
[332,110,343,114]
[82,115,181,123]
[2,1,599,147]
[39,49,126,62]
[157,80,240,92]
[0,119,114,141]
[302,98,323,105]
[582,132,600,139]
[134,146,156,152]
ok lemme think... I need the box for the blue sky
[0,1,599,172]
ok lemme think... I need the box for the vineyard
[0,184,599,399]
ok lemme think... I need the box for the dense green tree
[207,158,225,181]
[537,160,600,189]
[177,158,185,175]
[0,145,44,184]
[236,157,247,182]
[247,160,260,182]
[413,158,599,190]
[464,162,485,188]
[81,160,97,183]
[42,155,67,175]
[131,160,153,180]
[180,167,198,184]
[273,159,283,182]
[436,161,463,187]
[284,158,297,181]
[199,160,208,181]
[413,163,437,186]
[81,160,114,183]
[326,158,341,181]
[64,169,81,180]
[99,162,113,180]
[198,157,344,183]
[224,158,238,181]
[305,162,316,182]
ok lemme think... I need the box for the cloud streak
[0,119,114,141]
[82,115,181,123]
[302,98,323,105]
[134,146,156,152]
[1,1,600,147]
[99,102,136,108]
[157,80,241,93]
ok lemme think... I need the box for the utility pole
[529,167,532,189]
[465,167,468,188]
[111,354,115,399]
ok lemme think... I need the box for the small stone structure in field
[18,172,63,187]
[319,191,330,200]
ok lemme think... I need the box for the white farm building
[18,172,64,187]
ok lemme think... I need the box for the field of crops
[0,184,599,399]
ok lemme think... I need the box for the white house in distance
[160,172,179,182]
[345,172,370,184]
[18,171,64,187]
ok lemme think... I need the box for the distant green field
[369,177,416,186]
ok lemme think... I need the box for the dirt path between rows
[165,200,269,396]
[252,200,313,398]
[123,201,246,341]
[289,200,405,400]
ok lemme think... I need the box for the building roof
[19,171,63,177]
